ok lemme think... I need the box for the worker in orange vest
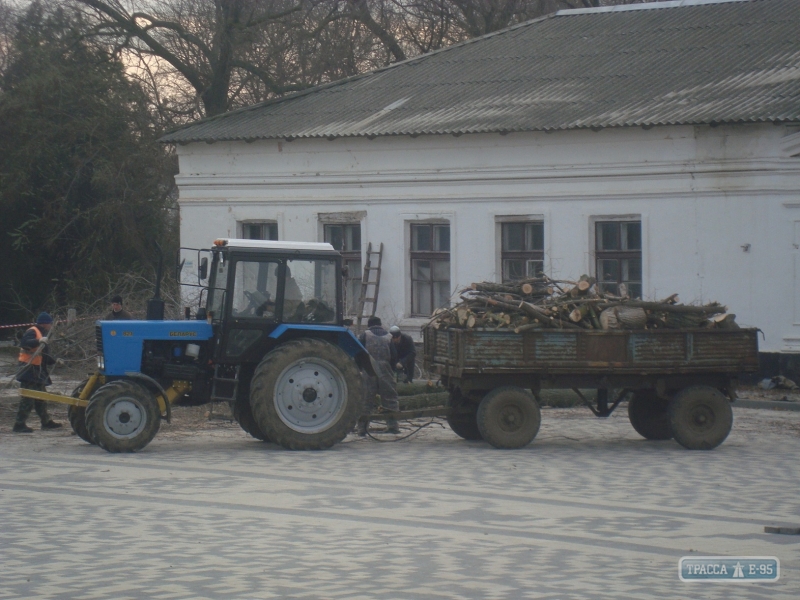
[13,312,62,433]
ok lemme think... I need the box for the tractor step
[210,364,240,402]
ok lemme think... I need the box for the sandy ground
[1,367,799,599]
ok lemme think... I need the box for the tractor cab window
[283,258,337,323]
[232,260,280,319]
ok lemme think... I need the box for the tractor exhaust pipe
[147,241,165,320]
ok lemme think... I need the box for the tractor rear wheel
[86,380,161,453]
[628,390,673,441]
[68,380,96,445]
[232,381,270,442]
[250,339,362,450]
[477,386,541,449]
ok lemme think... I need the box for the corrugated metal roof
[161,0,800,143]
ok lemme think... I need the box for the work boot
[386,419,400,434]
[41,421,63,430]
[357,420,369,437]
[13,423,33,433]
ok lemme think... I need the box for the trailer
[421,326,760,450]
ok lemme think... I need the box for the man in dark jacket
[389,325,417,383]
[105,295,133,320]
[13,312,62,433]
[359,316,400,434]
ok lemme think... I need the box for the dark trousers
[16,382,51,426]
[398,355,416,383]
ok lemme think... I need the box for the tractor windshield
[282,258,338,323]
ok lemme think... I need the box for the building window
[242,222,278,241]
[410,223,450,316]
[595,220,642,298]
[324,224,361,315]
[501,221,544,281]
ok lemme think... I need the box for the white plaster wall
[175,123,800,351]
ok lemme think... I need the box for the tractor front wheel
[250,339,362,450]
[86,380,161,453]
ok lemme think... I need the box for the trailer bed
[425,327,759,378]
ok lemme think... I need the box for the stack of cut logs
[428,275,738,333]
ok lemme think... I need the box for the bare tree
[347,0,669,60]
[75,0,310,117]
[70,0,664,123]
[0,0,19,74]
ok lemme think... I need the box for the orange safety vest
[18,326,44,366]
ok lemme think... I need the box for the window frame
[500,220,545,282]
[410,222,451,317]
[240,221,278,241]
[323,223,362,316]
[594,219,643,298]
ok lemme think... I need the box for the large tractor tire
[669,386,733,450]
[232,380,270,442]
[68,380,96,445]
[250,338,362,450]
[477,386,541,449]
[86,380,161,453]
[446,390,482,440]
[628,390,673,441]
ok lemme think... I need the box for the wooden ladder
[355,242,384,333]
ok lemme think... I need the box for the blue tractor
[62,239,373,452]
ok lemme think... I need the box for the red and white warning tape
[0,322,35,330]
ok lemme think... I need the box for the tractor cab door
[218,257,282,362]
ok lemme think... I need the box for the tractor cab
[204,239,345,364]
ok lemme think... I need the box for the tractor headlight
[97,356,105,371]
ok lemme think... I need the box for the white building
[163,0,800,372]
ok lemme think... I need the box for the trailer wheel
[250,338,362,450]
[446,390,482,440]
[477,386,541,449]
[669,386,733,450]
[628,390,672,440]
[68,380,96,445]
[86,380,161,453]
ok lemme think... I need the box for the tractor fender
[268,324,375,377]
[123,372,173,423]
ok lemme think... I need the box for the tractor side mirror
[198,257,208,281]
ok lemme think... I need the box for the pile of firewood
[428,276,738,332]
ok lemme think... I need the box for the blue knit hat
[36,312,53,324]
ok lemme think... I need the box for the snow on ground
[1,358,799,599]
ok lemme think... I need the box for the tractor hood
[96,320,213,376]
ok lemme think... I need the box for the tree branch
[77,0,207,93]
